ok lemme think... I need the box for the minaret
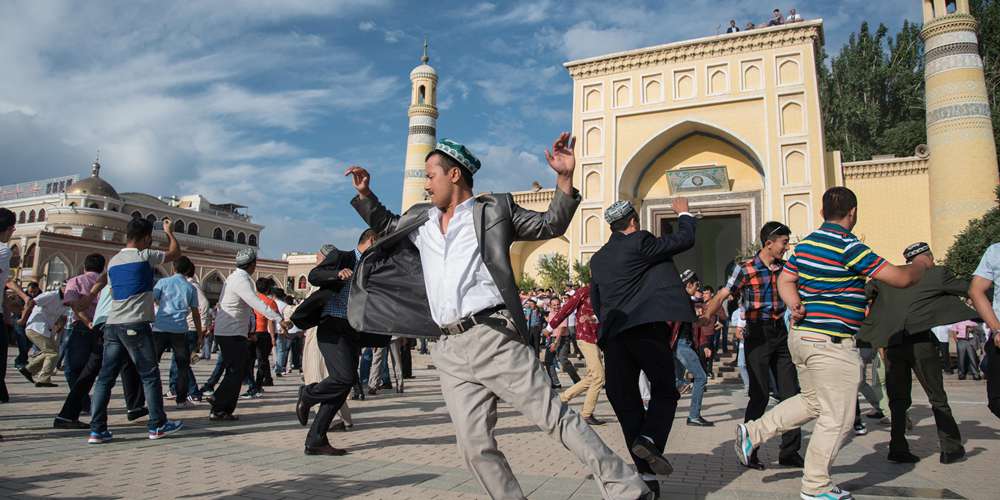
[401,40,438,211]
[921,0,999,252]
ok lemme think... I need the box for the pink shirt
[63,271,100,322]
[949,320,979,340]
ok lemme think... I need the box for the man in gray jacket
[344,133,651,499]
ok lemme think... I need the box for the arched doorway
[202,272,225,306]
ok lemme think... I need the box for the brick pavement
[1,350,996,499]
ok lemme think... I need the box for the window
[131,211,143,219]
[87,202,100,209]
[37,209,45,221]
[297,276,307,289]
[213,227,223,240]
[9,245,20,268]
[187,222,199,236]
[28,210,36,223]
[145,214,156,224]
[225,230,234,242]
[18,212,25,224]
[248,234,258,247]
[174,220,185,233]
[418,85,426,104]
[23,244,37,269]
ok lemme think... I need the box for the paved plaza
[1,351,997,499]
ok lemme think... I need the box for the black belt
[440,305,507,336]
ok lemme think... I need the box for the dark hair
[822,187,858,220]
[174,256,195,277]
[0,208,14,233]
[773,8,780,13]
[702,285,715,294]
[255,277,272,294]
[271,286,286,299]
[28,281,40,290]
[83,253,106,273]
[431,151,475,189]
[358,229,378,246]
[126,217,154,242]
[610,212,638,233]
[759,221,791,243]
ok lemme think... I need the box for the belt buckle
[444,322,465,336]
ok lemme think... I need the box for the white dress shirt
[410,197,504,326]
[214,268,283,337]
[185,277,210,332]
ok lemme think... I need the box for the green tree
[537,253,571,289]
[517,273,539,291]
[572,259,591,285]
[944,185,1000,280]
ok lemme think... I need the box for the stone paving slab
[1,351,996,499]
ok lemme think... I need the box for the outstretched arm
[512,133,582,241]
[308,251,347,288]
[639,198,696,260]
[346,166,401,237]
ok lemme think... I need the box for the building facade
[2,159,286,301]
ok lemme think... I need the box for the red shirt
[254,294,278,332]
[549,286,598,344]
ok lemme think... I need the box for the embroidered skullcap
[604,200,636,224]
[427,139,482,175]
[235,248,257,266]
[680,269,698,284]
[903,242,931,262]
[319,244,337,257]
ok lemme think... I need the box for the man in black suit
[589,198,696,491]
[859,242,974,464]
[295,230,381,456]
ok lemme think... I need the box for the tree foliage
[517,273,539,291]
[572,259,591,285]
[945,185,1000,280]
[537,253,571,289]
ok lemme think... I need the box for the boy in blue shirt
[153,256,203,408]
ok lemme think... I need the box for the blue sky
[0,0,922,257]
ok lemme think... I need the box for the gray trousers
[432,313,647,499]
[369,338,404,391]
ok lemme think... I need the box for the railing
[512,189,556,205]
[842,156,929,179]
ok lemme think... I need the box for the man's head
[83,253,107,274]
[606,200,639,233]
[821,186,859,229]
[730,19,737,26]
[759,221,792,258]
[0,208,16,243]
[790,8,797,15]
[271,286,285,299]
[317,244,336,263]
[424,139,481,209]
[680,269,700,295]
[357,229,378,253]
[904,242,934,267]
[773,8,781,17]
[126,217,155,249]
[175,256,195,278]
[255,277,272,294]
[702,286,715,302]
[525,299,537,309]
[27,282,41,296]
[549,297,561,310]
[235,247,257,274]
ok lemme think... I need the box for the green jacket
[858,266,978,348]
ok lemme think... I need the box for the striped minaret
[402,40,438,212]
[921,0,999,252]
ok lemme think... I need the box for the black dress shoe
[18,367,35,384]
[630,436,673,476]
[209,412,239,421]
[35,382,57,388]
[865,410,885,419]
[888,450,920,463]
[583,415,605,426]
[686,416,714,427]
[380,382,393,390]
[53,417,89,429]
[304,443,347,456]
[642,479,660,499]
[940,448,966,464]
[296,386,310,426]
[778,453,805,468]
[367,387,378,396]
[127,407,149,422]
[746,451,766,470]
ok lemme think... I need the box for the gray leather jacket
[347,188,581,343]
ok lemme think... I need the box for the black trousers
[211,336,249,415]
[939,341,954,372]
[400,339,413,378]
[58,329,145,420]
[254,333,273,387]
[602,322,679,474]
[885,331,963,454]
[154,331,190,404]
[302,317,361,447]
[744,319,802,460]
[987,339,1000,419]
[0,321,8,402]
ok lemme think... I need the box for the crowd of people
[2,127,999,500]
[725,7,805,33]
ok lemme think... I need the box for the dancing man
[344,134,651,499]
[589,198,696,497]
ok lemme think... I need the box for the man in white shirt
[786,8,804,22]
[209,248,288,421]
[969,243,1000,418]
[19,283,67,386]
[345,134,651,499]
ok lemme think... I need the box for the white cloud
[384,29,404,43]
[469,142,553,194]
[358,20,377,31]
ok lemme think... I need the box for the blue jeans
[274,335,292,374]
[358,347,374,386]
[737,341,750,390]
[13,323,31,368]
[675,339,707,419]
[200,335,214,359]
[169,331,201,398]
[204,351,225,391]
[91,323,166,432]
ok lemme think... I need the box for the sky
[0,0,923,258]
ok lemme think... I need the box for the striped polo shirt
[783,222,887,337]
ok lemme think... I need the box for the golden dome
[66,160,121,200]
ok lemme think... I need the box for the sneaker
[88,430,113,444]
[164,390,176,399]
[148,420,184,440]
[853,422,868,436]
[201,388,214,396]
[734,423,756,467]
[176,400,197,409]
[800,486,853,499]
[54,417,89,429]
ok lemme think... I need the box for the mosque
[400,0,1000,287]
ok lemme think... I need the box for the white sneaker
[800,486,853,499]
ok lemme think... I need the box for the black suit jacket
[305,248,387,348]
[589,214,697,344]
[858,266,978,348]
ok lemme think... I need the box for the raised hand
[671,197,690,215]
[344,166,373,197]
[544,132,576,178]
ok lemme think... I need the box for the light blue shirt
[93,287,113,327]
[153,274,197,333]
[974,243,1000,322]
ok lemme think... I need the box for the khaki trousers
[432,312,646,500]
[745,331,861,495]
[26,329,59,384]
[369,337,403,392]
[560,341,605,417]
